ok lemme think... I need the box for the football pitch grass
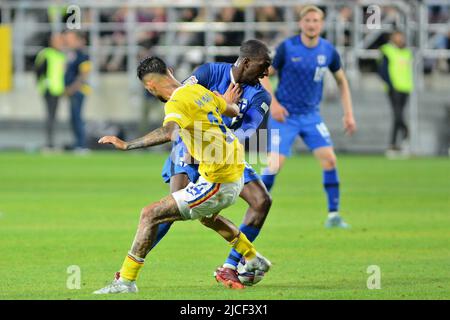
[0,152,449,300]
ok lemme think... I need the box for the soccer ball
[237,260,265,286]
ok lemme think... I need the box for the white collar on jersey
[230,67,236,85]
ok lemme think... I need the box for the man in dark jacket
[64,31,91,152]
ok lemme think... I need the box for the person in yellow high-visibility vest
[35,33,66,150]
[378,30,414,154]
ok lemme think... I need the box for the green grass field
[0,152,449,300]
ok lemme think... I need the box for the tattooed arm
[98,121,180,151]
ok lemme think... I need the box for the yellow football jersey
[163,83,244,183]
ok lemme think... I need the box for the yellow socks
[119,234,254,282]
[119,253,144,282]
[230,232,257,260]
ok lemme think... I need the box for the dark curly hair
[137,56,167,81]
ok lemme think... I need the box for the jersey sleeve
[234,90,271,141]
[328,47,342,73]
[79,58,91,74]
[250,90,271,117]
[233,108,263,142]
[192,63,211,87]
[272,41,286,71]
[163,98,191,128]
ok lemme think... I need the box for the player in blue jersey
[154,40,273,288]
[261,5,356,228]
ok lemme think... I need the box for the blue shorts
[161,156,201,184]
[161,142,260,185]
[267,112,332,157]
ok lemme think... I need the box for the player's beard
[156,95,168,103]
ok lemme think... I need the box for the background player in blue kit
[154,40,273,288]
[261,5,357,228]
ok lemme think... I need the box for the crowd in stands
[1,2,449,73]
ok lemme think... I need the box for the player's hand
[219,83,243,105]
[343,114,356,136]
[271,100,289,122]
[98,136,127,150]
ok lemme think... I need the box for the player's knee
[140,204,160,226]
[140,205,154,222]
[247,191,272,226]
[255,191,272,215]
[321,154,337,170]
[329,156,337,169]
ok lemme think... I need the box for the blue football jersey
[272,35,341,114]
[184,63,271,137]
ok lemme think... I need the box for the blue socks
[154,223,262,270]
[262,166,340,213]
[262,166,341,213]
[151,222,173,249]
[323,168,340,212]
[224,224,261,269]
[261,167,276,192]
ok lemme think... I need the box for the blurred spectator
[429,5,449,23]
[378,31,414,156]
[98,7,127,72]
[173,8,205,69]
[34,33,66,150]
[433,31,450,73]
[64,31,91,152]
[255,6,283,45]
[98,7,166,72]
[106,7,127,72]
[175,7,203,47]
[215,7,244,63]
[137,8,166,57]
[338,6,353,47]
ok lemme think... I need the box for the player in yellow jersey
[93,56,271,294]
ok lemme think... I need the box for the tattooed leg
[151,173,190,250]
[112,195,182,284]
[130,195,183,258]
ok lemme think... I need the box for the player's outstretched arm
[98,121,180,151]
